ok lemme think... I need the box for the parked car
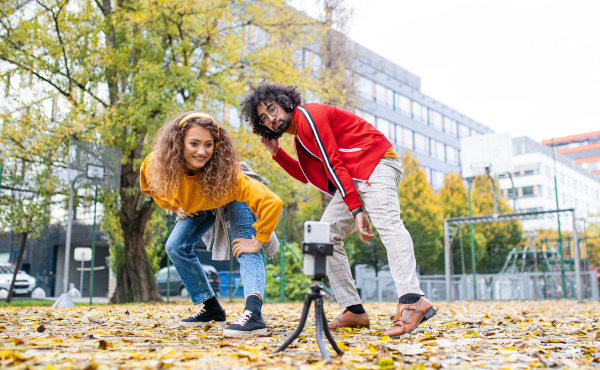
[155,265,220,297]
[0,264,36,296]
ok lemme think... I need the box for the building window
[396,94,412,117]
[375,83,393,108]
[522,164,540,176]
[444,116,457,137]
[376,117,393,141]
[424,166,432,184]
[431,139,445,161]
[446,146,459,165]
[458,123,470,138]
[412,101,427,123]
[357,75,374,101]
[432,170,445,189]
[303,50,321,76]
[522,186,535,197]
[414,132,429,155]
[395,125,413,149]
[430,110,443,131]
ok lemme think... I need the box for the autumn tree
[435,172,471,274]
[469,175,523,273]
[1,0,332,302]
[0,110,58,302]
[398,151,442,274]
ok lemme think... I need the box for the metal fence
[355,266,599,302]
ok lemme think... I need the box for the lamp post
[467,178,477,300]
[551,140,567,297]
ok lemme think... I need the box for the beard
[271,116,291,134]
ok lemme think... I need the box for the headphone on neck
[177,112,220,149]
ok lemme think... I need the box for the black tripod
[274,282,344,363]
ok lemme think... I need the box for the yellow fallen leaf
[308,359,327,369]
[376,358,395,369]
[336,341,349,351]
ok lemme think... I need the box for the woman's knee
[165,238,183,259]
[237,251,263,265]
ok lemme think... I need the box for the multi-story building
[498,136,600,230]
[542,131,600,176]
[349,42,494,190]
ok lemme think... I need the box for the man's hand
[175,207,198,220]
[355,212,375,244]
[232,235,264,258]
[260,137,280,156]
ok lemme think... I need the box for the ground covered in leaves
[1,300,600,369]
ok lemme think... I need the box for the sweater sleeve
[272,147,308,184]
[234,172,283,242]
[139,154,178,212]
[297,105,362,211]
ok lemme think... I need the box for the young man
[240,84,436,337]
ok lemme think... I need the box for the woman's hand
[175,207,197,220]
[232,235,264,258]
[260,137,280,156]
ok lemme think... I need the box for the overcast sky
[292,0,600,142]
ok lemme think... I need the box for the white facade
[498,137,600,230]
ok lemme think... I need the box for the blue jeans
[165,201,265,305]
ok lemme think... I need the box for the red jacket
[273,103,393,212]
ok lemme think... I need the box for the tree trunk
[109,161,162,303]
[110,223,162,303]
[6,232,28,303]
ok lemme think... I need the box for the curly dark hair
[146,111,239,208]
[240,83,303,140]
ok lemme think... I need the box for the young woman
[140,111,283,338]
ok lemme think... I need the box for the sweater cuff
[344,192,362,213]
[255,232,271,243]
[271,147,281,159]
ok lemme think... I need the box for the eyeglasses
[259,103,278,126]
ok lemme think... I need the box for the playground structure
[444,208,592,302]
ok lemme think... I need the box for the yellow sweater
[140,154,283,242]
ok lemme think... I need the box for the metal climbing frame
[444,208,584,302]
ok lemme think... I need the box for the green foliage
[586,218,600,267]
[0,109,58,238]
[469,176,523,273]
[399,151,443,275]
[265,242,312,301]
[143,209,171,273]
[101,191,125,275]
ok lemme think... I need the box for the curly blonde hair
[146,111,239,207]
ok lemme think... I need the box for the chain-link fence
[354,208,599,302]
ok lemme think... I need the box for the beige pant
[321,157,424,308]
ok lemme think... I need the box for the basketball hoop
[469,162,492,177]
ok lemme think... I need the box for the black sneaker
[180,308,226,328]
[223,310,267,338]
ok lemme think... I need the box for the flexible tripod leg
[315,297,344,355]
[274,295,312,353]
[314,297,332,363]
[318,297,345,355]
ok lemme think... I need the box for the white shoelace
[232,310,253,326]
[192,308,206,319]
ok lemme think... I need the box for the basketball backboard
[460,133,513,178]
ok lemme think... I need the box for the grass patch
[0,300,99,307]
